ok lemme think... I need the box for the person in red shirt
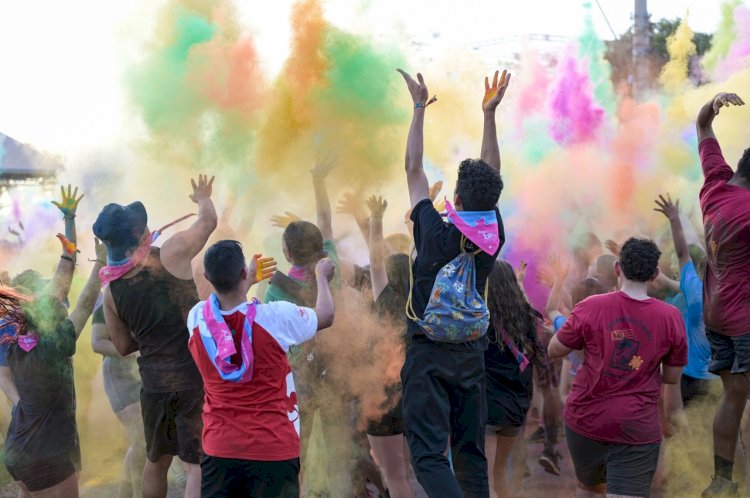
[548,238,687,498]
[694,92,749,498]
[187,241,335,498]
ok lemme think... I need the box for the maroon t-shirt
[699,138,750,337]
[557,291,687,445]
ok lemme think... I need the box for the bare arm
[161,175,218,280]
[91,322,123,357]
[367,196,389,300]
[337,192,370,245]
[0,367,19,406]
[311,157,337,242]
[397,69,431,209]
[697,92,745,142]
[103,286,138,355]
[661,364,683,385]
[480,70,511,173]
[49,185,83,300]
[68,240,106,338]
[654,194,691,268]
[548,334,574,360]
[545,255,569,321]
[314,258,336,330]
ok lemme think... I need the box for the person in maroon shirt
[548,238,687,498]
[695,92,749,498]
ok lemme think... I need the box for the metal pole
[632,0,650,99]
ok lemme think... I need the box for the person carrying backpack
[397,68,510,498]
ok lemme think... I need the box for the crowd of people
[0,68,746,498]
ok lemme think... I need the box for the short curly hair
[455,159,503,211]
[619,238,661,283]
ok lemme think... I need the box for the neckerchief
[197,295,257,383]
[443,200,500,255]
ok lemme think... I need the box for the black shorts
[706,330,750,375]
[201,455,300,498]
[565,425,660,497]
[6,453,77,492]
[141,387,204,464]
[680,374,720,407]
[366,385,405,437]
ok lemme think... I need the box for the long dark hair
[486,261,538,355]
[0,287,31,336]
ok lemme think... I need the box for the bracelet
[415,95,438,109]
[63,215,76,220]
[61,255,75,263]
[89,258,106,265]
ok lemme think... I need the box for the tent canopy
[0,132,63,183]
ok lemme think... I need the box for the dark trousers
[201,455,300,498]
[401,340,489,498]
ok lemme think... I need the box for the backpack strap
[405,248,419,322]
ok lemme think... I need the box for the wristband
[89,258,106,265]
[64,215,76,220]
[61,255,75,263]
[415,95,438,109]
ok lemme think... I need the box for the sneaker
[538,450,561,476]
[702,476,739,497]
[526,426,546,443]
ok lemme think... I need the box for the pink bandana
[444,200,500,255]
[17,334,39,352]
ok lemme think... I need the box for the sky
[0,0,744,162]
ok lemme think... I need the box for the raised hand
[515,260,528,284]
[712,92,745,115]
[548,254,569,282]
[249,254,277,285]
[429,180,443,202]
[311,155,338,180]
[604,239,621,257]
[189,174,215,203]
[654,194,680,221]
[397,69,433,107]
[482,69,512,112]
[315,257,336,282]
[270,211,301,229]
[366,195,388,219]
[52,185,84,219]
[94,237,107,263]
[57,233,80,254]
[536,266,554,288]
[337,191,365,219]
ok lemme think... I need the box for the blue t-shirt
[552,314,582,375]
[679,262,715,380]
[0,320,18,367]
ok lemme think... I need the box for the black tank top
[110,248,202,393]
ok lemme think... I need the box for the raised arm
[397,69,431,209]
[697,92,744,143]
[49,185,83,301]
[654,194,691,269]
[161,175,218,280]
[337,192,370,245]
[545,255,569,321]
[313,258,336,330]
[67,239,106,338]
[481,70,511,173]
[367,196,389,300]
[311,156,337,242]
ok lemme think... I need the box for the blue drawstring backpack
[407,236,490,343]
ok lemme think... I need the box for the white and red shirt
[187,300,317,461]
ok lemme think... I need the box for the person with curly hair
[548,238,688,498]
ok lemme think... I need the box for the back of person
[110,247,201,392]
[699,138,750,336]
[562,291,686,444]
[5,308,78,468]
[408,198,504,348]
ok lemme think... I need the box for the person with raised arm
[94,175,218,498]
[548,238,688,498]
[187,240,335,498]
[1,186,104,498]
[396,68,509,498]
[653,194,716,409]
[692,92,750,498]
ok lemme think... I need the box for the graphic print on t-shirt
[286,371,300,436]
[603,316,652,379]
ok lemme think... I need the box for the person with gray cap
[95,174,217,498]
